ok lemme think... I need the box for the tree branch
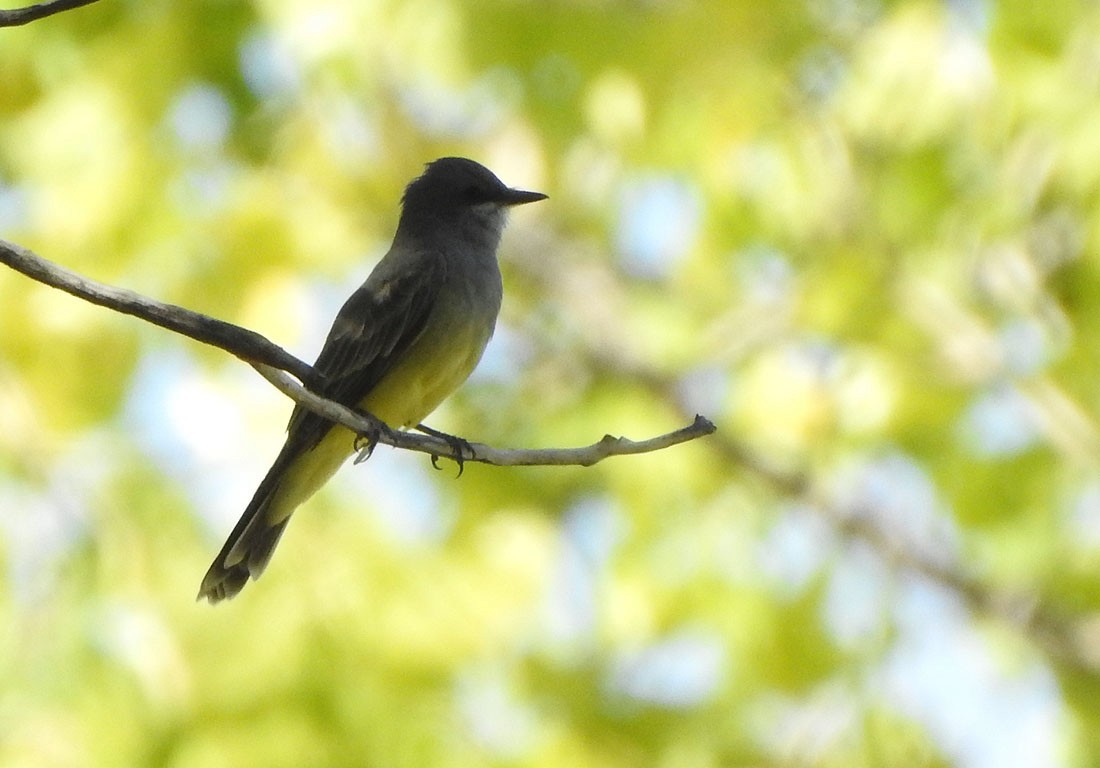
[0,238,315,382]
[255,363,714,467]
[0,238,714,467]
[0,0,101,27]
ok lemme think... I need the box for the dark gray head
[399,157,547,227]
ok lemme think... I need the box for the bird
[197,157,546,602]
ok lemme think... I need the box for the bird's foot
[353,413,396,465]
[415,423,474,477]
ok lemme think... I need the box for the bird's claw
[353,433,377,464]
[417,423,472,478]
[353,415,395,465]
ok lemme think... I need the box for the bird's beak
[501,188,548,206]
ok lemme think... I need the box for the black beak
[500,188,548,206]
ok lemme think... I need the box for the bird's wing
[285,248,446,452]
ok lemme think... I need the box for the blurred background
[2,0,1100,765]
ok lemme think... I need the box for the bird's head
[400,157,547,221]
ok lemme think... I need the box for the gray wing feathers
[196,248,445,602]
[284,250,446,450]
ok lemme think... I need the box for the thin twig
[0,0,101,27]
[467,415,716,466]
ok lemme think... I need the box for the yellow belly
[361,321,490,428]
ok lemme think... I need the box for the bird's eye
[463,184,484,202]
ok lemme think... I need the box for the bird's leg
[352,411,397,465]
[415,423,474,477]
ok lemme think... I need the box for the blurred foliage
[3,0,1100,766]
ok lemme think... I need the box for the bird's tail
[197,450,297,604]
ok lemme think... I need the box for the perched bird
[198,157,546,602]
